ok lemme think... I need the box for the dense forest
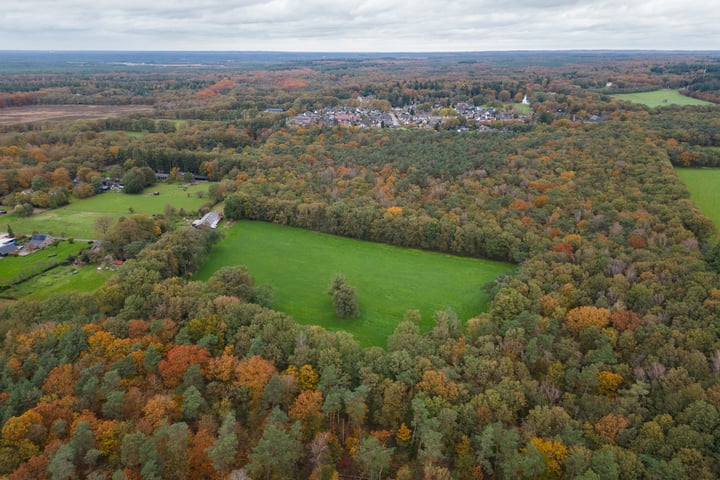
[0,51,720,479]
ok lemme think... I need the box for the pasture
[676,168,720,232]
[4,182,211,239]
[1,265,113,300]
[611,89,714,108]
[195,220,514,347]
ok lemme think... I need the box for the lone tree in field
[328,273,359,319]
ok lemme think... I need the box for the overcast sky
[2,0,718,51]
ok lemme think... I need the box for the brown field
[0,104,154,125]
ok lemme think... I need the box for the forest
[0,51,719,479]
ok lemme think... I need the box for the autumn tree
[564,306,611,333]
[288,389,324,439]
[157,345,211,389]
[528,437,569,480]
[235,355,277,413]
[594,413,630,444]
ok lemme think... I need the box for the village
[290,97,533,130]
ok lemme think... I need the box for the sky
[2,0,719,52]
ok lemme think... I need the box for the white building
[192,212,222,229]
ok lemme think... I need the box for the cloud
[1,0,717,51]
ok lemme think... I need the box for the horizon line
[1,49,719,54]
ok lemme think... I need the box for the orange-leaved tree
[564,306,611,333]
[158,345,211,388]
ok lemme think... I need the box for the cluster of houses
[0,233,53,257]
[291,102,531,130]
[293,107,397,128]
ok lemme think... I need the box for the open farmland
[4,182,211,239]
[676,168,720,232]
[611,89,714,107]
[195,220,514,347]
[0,105,154,125]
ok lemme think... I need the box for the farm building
[28,234,53,250]
[0,234,15,247]
[0,244,17,256]
[192,212,222,229]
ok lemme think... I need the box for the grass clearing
[2,264,113,300]
[511,103,532,114]
[195,220,514,347]
[676,168,720,233]
[612,89,714,107]
[4,182,211,239]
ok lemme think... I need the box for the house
[292,112,319,126]
[28,234,53,250]
[0,235,15,247]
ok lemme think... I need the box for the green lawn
[511,103,532,114]
[676,168,720,233]
[612,89,714,108]
[3,182,211,239]
[0,240,88,284]
[195,220,514,347]
[2,264,113,300]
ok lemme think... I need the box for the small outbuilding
[192,212,222,229]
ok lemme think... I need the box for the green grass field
[676,168,720,233]
[3,182,211,239]
[2,264,113,300]
[511,103,532,114]
[612,89,714,108]
[0,240,88,284]
[195,220,514,347]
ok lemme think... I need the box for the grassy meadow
[611,89,714,108]
[195,220,514,347]
[676,168,720,232]
[511,102,532,114]
[2,265,113,300]
[3,182,210,239]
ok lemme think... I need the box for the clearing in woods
[195,220,515,347]
[611,89,714,107]
[3,182,211,239]
[0,104,154,125]
[676,168,720,233]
